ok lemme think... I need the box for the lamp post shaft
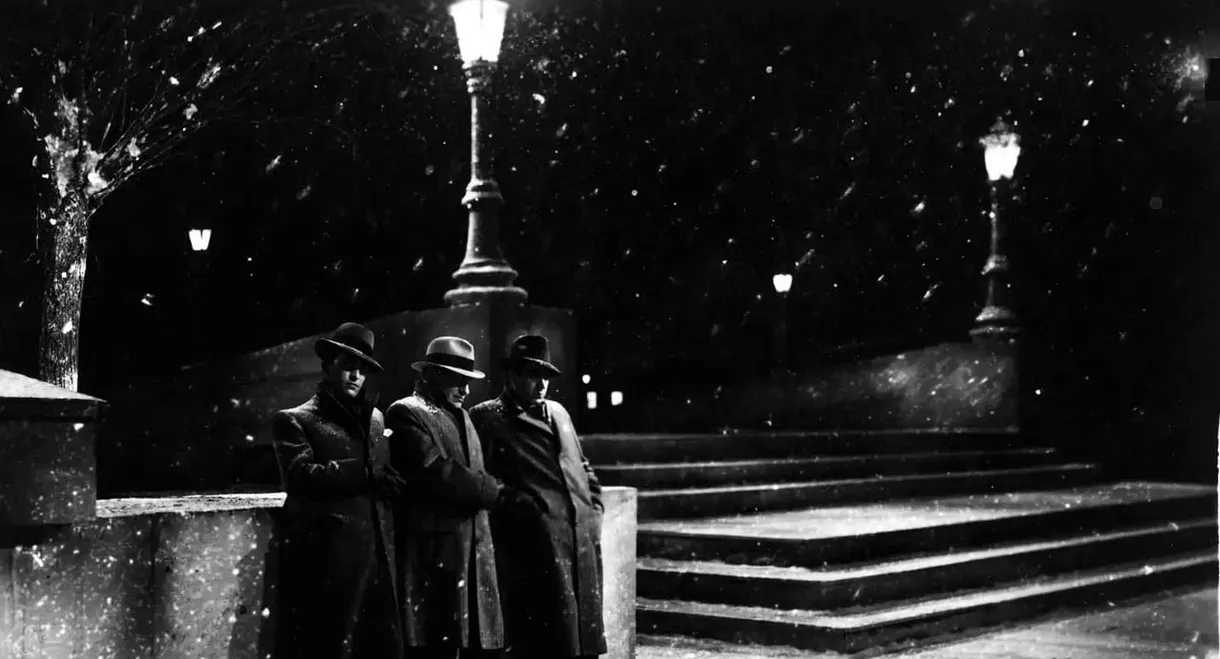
[971,180,1021,343]
[774,293,789,376]
[444,60,528,307]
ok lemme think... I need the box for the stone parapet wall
[0,487,638,659]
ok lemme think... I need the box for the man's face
[324,353,367,400]
[425,367,472,408]
[508,366,550,404]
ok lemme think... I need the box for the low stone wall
[0,487,638,659]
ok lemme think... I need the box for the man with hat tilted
[386,336,542,659]
[470,335,607,659]
[270,322,407,659]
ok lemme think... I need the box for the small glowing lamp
[188,229,212,252]
[586,391,598,410]
[772,273,793,294]
[610,391,624,406]
[448,0,510,65]
[582,374,591,385]
[979,120,1021,182]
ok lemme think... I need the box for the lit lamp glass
[448,0,510,65]
[188,229,212,252]
[772,273,793,294]
[979,121,1021,181]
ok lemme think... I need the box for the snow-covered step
[638,518,1216,609]
[636,463,1103,519]
[638,482,1218,565]
[637,551,1218,653]
[595,447,1062,489]
[581,428,1021,464]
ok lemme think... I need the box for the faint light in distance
[188,229,212,252]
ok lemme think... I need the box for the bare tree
[0,0,355,391]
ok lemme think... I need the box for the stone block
[601,486,639,659]
[151,506,277,659]
[0,369,103,525]
[4,516,155,657]
[724,342,1019,431]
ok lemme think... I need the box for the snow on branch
[0,0,362,204]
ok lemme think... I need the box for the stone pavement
[638,587,1218,658]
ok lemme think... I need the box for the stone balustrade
[0,486,638,659]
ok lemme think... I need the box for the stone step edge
[637,518,1217,583]
[639,463,1100,497]
[636,550,1216,632]
[595,447,1059,471]
[584,427,1019,442]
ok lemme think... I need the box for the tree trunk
[37,192,92,392]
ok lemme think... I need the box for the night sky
[1,0,1217,472]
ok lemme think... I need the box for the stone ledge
[97,492,287,518]
[6,486,638,659]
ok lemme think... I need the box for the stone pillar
[600,486,638,659]
[0,368,103,528]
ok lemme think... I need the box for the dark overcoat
[470,393,607,658]
[270,385,401,659]
[385,385,505,650]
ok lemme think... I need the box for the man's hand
[497,486,545,516]
[370,465,407,501]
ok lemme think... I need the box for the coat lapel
[500,392,556,436]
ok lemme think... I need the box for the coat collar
[315,381,373,440]
[499,390,555,436]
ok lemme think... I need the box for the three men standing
[272,325,605,659]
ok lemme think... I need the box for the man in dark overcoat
[386,336,541,659]
[270,322,407,659]
[470,335,607,659]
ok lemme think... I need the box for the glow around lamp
[187,228,212,252]
[448,0,509,65]
[980,120,1021,181]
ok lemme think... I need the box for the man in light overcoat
[386,336,541,659]
[471,335,607,659]
[270,322,407,659]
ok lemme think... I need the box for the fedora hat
[501,334,561,377]
[412,336,485,380]
[315,322,384,373]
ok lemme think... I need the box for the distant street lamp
[970,119,1022,343]
[185,223,212,360]
[443,0,528,307]
[187,228,212,252]
[772,272,793,375]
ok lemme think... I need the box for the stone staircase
[583,429,1218,654]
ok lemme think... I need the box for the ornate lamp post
[443,0,528,306]
[772,272,793,375]
[970,120,1022,343]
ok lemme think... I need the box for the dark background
[1,0,1216,481]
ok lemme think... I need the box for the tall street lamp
[970,119,1022,343]
[443,0,528,307]
[772,272,793,375]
